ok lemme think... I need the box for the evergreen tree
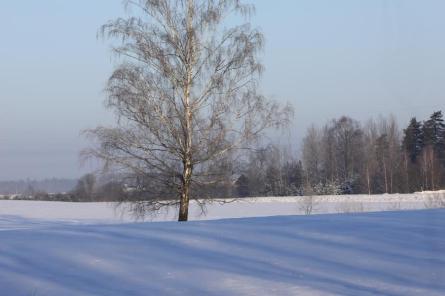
[283,160,304,195]
[423,111,445,153]
[422,111,445,189]
[264,164,283,196]
[403,118,423,162]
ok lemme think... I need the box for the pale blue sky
[1,0,445,180]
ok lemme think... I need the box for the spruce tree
[283,160,304,195]
[403,118,424,162]
[423,111,445,189]
[423,111,445,154]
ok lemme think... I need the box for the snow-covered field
[1,190,444,223]
[1,192,444,295]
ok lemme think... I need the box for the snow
[0,210,444,295]
[0,190,443,223]
[0,192,444,295]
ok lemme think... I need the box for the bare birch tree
[377,115,402,193]
[85,0,292,221]
[302,124,322,186]
[363,119,378,195]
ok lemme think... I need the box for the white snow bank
[0,191,444,223]
[0,210,444,295]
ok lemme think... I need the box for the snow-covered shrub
[286,184,303,196]
[311,181,342,196]
[298,196,319,215]
[339,177,360,195]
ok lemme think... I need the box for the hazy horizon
[1,0,445,180]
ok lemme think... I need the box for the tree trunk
[404,153,409,193]
[366,166,371,195]
[431,150,435,190]
[390,171,393,194]
[383,160,388,194]
[178,190,189,221]
[423,152,428,190]
[178,0,194,222]
[179,160,192,221]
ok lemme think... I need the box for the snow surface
[0,210,444,295]
[1,192,444,295]
[0,190,443,223]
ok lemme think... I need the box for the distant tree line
[227,111,443,197]
[300,111,445,195]
[1,174,125,202]
[6,111,443,202]
[234,145,304,197]
[0,178,77,195]
[232,111,445,197]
